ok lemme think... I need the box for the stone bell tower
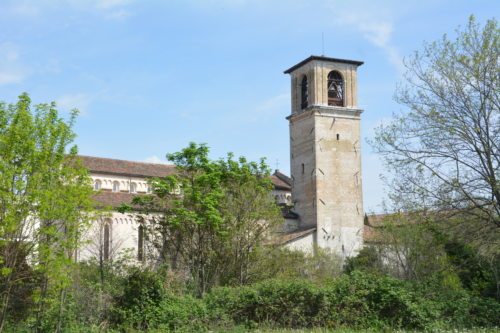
[284,55,364,257]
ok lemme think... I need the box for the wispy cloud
[331,7,403,72]
[95,0,132,9]
[0,42,29,85]
[94,0,134,20]
[248,93,289,122]
[186,0,251,8]
[1,0,134,21]
[143,155,168,164]
[362,152,387,213]
[7,2,40,17]
[56,93,93,115]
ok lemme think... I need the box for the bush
[111,268,166,329]
[206,279,321,328]
[205,271,500,330]
[110,268,208,331]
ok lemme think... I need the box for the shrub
[111,268,166,329]
[207,279,321,328]
[206,271,500,330]
[110,268,208,331]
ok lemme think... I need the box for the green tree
[126,143,282,295]
[372,16,499,254]
[0,93,95,332]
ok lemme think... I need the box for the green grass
[213,329,500,333]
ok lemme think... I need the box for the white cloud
[331,8,403,72]
[186,0,250,8]
[0,73,24,85]
[362,152,388,213]
[143,155,168,164]
[56,93,93,115]
[96,0,132,9]
[103,8,130,20]
[1,2,40,17]
[248,93,289,122]
[0,42,29,85]
[93,0,133,20]
[365,116,394,140]
[1,0,135,20]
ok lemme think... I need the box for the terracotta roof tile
[271,173,292,191]
[79,155,175,178]
[273,170,292,186]
[93,191,138,208]
[274,226,316,245]
[81,155,291,191]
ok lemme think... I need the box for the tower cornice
[287,106,363,122]
[284,55,364,74]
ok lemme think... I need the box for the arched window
[300,75,309,109]
[94,179,101,191]
[130,182,137,193]
[137,224,144,261]
[327,71,344,106]
[103,222,110,261]
[112,181,120,192]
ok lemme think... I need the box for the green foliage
[111,268,166,329]
[0,93,95,331]
[128,142,282,295]
[206,271,499,331]
[343,246,384,275]
[6,261,500,331]
[110,268,208,331]
[444,241,499,299]
[371,16,499,254]
[247,247,342,284]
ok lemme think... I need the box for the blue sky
[0,0,497,212]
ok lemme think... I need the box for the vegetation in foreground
[0,15,498,333]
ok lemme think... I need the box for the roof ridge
[78,155,175,167]
[273,170,292,186]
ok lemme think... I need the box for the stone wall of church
[284,232,315,253]
[78,211,142,262]
[90,173,150,193]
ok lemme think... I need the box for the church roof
[271,170,292,191]
[273,170,292,185]
[274,226,317,245]
[284,55,364,74]
[79,155,175,178]
[80,155,292,193]
[93,191,137,209]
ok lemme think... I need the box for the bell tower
[284,55,364,257]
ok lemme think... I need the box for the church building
[79,55,367,262]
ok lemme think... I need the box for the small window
[94,179,101,191]
[301,75,309,109]
[130,182,137,193]
[103,223,110,261]
[112,181,120,192]
[301,163,305,174]
[328,71,344,106]
[138,225,144,261]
